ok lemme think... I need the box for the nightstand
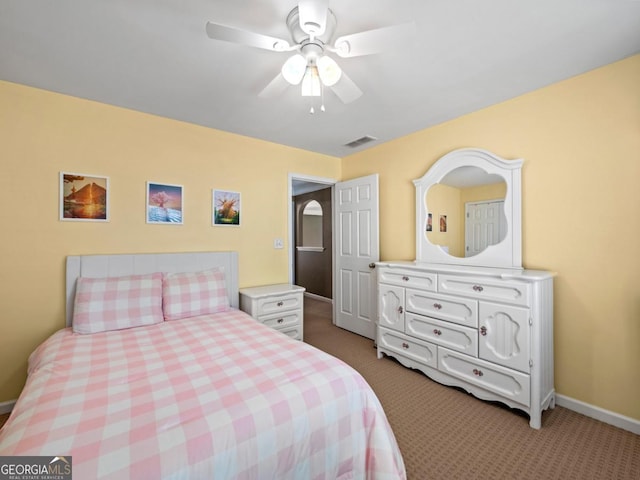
[239,284,306,340]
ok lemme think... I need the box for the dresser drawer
[438,347,530,407]
[257,292,302,315]
[378,326,437,368]
[258,310,301,330]
[406,313,478,356]
[406,288,478,328]
[438,274,530,306]
[378,266,437,291]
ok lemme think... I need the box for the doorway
[288,173,380,340]
[289,174,336,303]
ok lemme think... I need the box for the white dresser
[239,284,305,340]
[376,262,555,428]
[376,148,556,428]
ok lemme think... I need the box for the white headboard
[65,251,239,327]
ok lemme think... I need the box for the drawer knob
[473,368,484,377]
[277,318,284,324]
[277,301,284,307]
[472,285,484,292]
[433,329,442,336]
[402,342,410,349]
[480,326,487,336]
[402,276,409,281]
[433,303,442,310]
[398,306,404,314]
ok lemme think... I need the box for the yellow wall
[343,54,640,421]
[0,81,340,401]
[425,183,463,256]
[2,55,639,423]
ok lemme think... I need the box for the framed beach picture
[146,182,183,224]
[426,213,433,232]
[213,189,241,226]
[60,172,109,221]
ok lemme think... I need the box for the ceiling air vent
[344,135,378,148]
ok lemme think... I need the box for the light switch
[274,238,284,249]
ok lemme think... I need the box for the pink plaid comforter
[0,310,405,479]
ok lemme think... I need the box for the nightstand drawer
[239,284,306,341]
[259,310,301,330]
[277,325,303,341]
[257,293,302,315]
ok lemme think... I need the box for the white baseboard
[0,400,16,415]
[556,394,640,435]
[303,292,333,303]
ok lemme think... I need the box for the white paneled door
[465,200,505,257]
[334,174,379,339]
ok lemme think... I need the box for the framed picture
[60,172,109,221]
[146,182,183,224]
[426,213,433,232]
[439,214,447,233]
[213,189,241,226]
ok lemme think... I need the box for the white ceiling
[1,1,639,158]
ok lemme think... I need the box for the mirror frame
[414,148,524,269]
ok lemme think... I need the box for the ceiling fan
[205,0,414,111]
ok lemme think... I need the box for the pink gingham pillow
[162,268,229,321]
[72,273,163,334]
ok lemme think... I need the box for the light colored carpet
[303,297,640,480]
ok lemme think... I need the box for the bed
[0,252,405,479]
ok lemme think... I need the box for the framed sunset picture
[146,182,183,224]
[213,189,241,226]
[60,172,109,221]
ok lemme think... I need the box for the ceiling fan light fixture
[317,55,341,86]
[298,0,328,37]
[281,54,307,85]
[301,66,322,97]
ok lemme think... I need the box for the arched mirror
[426,167,507,258]
[415,148,524,269]
[299,200,323,249]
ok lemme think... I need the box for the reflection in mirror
[426,166,507,258]
[301,200,323,248]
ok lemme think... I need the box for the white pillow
[162,268,229,321]
[73,273,163,334]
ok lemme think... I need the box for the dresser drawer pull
[398,306,404,314]
[472,285,484,292]
[277,318,284,324]
[402,276,409,282]
[480,326,487,336]
[433,329,442,336]
[277,301,284,307]
[402,342,410,349]
[473,368,484,377]
[433,303,442,310]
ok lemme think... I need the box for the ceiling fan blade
[332,22,416,58]
[329,71,362,104]
[206,21,293,52]
[298,0,329,36]
[258,73,290,99]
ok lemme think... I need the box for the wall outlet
[273,238,284,249]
